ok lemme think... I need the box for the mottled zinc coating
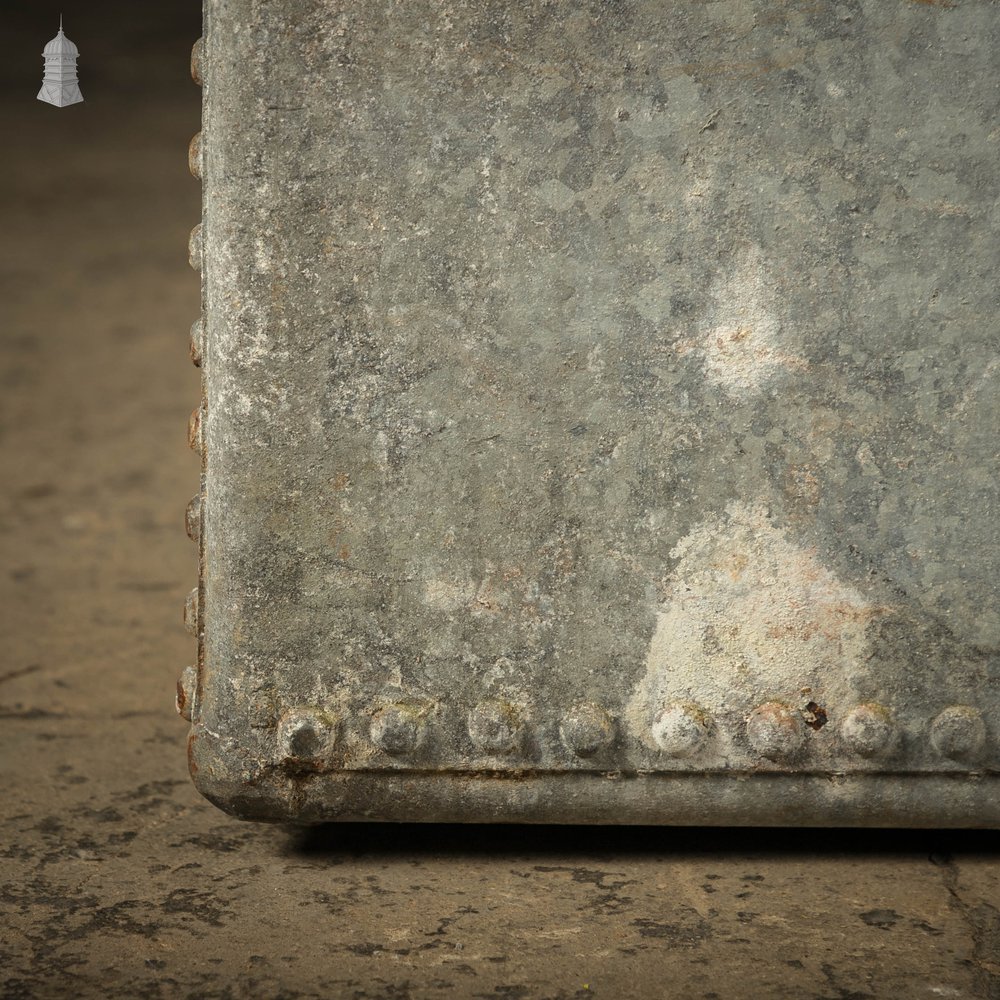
[189,0,1000,825]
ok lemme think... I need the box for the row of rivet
[274,700,991,766]
[177,37,205,726]
[743,701,987,763]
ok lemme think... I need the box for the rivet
[185,494,202,543]
[277,707,337,768]
[188,223,203,272]
[746,701,806,761]
[560,702,615,757]
[468,699,523,755]
[371,702,425,755]
[189,317,204,368]
[191,37,203,87]
[188,131,203,180]
[187,402,205,454]
[930,706,986,763]
[175,665,197,722]
[652,702,713,758]
[183,586,199,635]
[841,703,895,758]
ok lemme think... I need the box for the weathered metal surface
[183,0,1000,826]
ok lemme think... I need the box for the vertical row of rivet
[177,34,205,724]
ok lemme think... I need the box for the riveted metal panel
[181,0,1000,826]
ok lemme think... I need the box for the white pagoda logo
[38,17,83,108]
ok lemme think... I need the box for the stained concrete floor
[1,5,998,999]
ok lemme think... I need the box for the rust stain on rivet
[185,494,202,543]
[189,318,204,367]
[747,701,806,762]
[468,700,523,755]
[187,404,204,453]
[191,37,204,86]
[560,703,616,758]
[188,131,203,180]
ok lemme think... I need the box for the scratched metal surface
[185,0,1000,825]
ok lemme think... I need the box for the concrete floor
[1,6,998,998]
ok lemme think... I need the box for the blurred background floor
[0,4,998,998]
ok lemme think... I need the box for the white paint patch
[680,246,808,398]
[626,502,887,749]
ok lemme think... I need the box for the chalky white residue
[626,502,886,748]
[423,577,477,612]
[685,246,807,398]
